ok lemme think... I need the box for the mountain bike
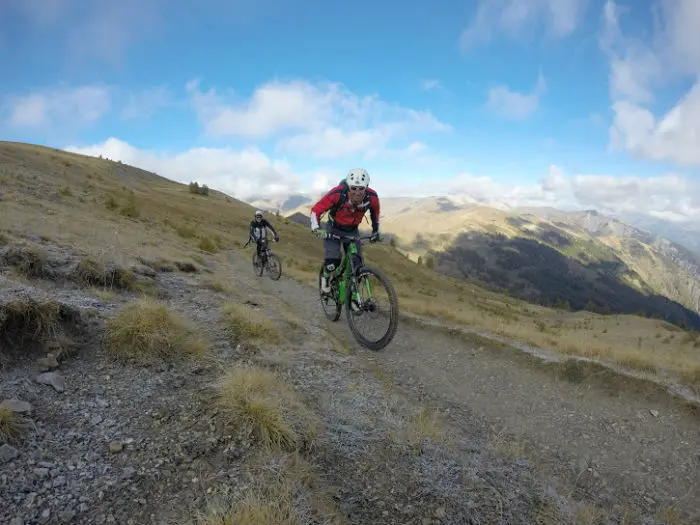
[316,232,399,351]
[244,237,282,280]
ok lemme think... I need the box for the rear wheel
[345,265,399,351]
[266,254,282,280]
[318,266,342,322]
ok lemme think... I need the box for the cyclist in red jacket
[310,168,382,293]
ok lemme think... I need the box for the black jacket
[249,218,278,241]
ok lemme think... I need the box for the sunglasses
[349,186,365,192]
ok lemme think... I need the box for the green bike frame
[328,237,373,304]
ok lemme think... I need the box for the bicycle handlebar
[323,232,378,243]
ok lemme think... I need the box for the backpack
[327,180,349,223]
[327,179,371,227]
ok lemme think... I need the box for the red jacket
[310,183,381,232]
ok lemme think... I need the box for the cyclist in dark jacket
[249,210,279,258]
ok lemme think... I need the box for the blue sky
[1,0,699,223]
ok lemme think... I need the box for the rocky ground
[1,238,699,525]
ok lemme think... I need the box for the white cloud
[64,137,301,201]
[459,0,589,51]
[421,79,442,91]
[602,0,700,166]
[60,136,700,227]
[2,83,183,131]
[486,73,547,119]
[389,165,700,223]
[4,84,111,129]
[186,78,452,159]
[120,87,174,120]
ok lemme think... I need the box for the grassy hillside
[2,141,700,390]
[374,198,700,329]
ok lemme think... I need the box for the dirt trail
[229,248,700,522]
[2,239,699,525]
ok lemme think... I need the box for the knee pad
[324,259,341,272]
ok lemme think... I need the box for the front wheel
[252,252,264,277]
[346,265,399,351]
[318,266,342,322]
[266,254,282,280]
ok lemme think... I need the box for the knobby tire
[346,265,399,351]
[319,265,342,322]
[252,252,264,277]
[267,254,282,280]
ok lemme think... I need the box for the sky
[1,0,699,225]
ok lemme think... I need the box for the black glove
[370,231,382,243]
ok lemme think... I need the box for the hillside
[2,141,700,524]
[365,197,700,329]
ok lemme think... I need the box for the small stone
[91,415,103,425]
[53,475,66,487]
[34,468,49,478]
[36,372,66,392]
[10,518,23,525]
[59,509,76,523]
[650,409,659,417]
[435,507,447,519]
[37,353,59,372]
[0,398,33,413]
[122,467,136,479]
[109,442,123,454]
[0,444,19,464]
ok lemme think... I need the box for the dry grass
[0,296,67,362]
[2,243,49,278]
[404,406,448,454]
[71,256,139,291]
[203,279,231,294]
[656,507,690,525]
[218,365,320,451]
[220,301,280,344]
[487,430,530,459]
[194,452,345,525]
[0,407,22,442]
[102,297,207,362]
[2,141,699,389]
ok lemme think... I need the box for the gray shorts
[323,223,363,263]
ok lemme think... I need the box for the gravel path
[231,246,700,523]
[2,242,699,525]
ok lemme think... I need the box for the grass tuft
[2,243,49,278]
[0,407,22,442]
[193,452,337,525]
[218,365,319,451]
[404,406,448,454]
[0,297,70,364]
[102,297,207,363]
[220,301,279,344]
[71,257,139,291]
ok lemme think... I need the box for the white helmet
[346,168,369,188]
[254,210,263,217]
